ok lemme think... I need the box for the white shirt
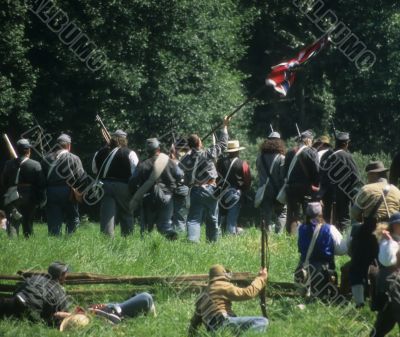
[128,151,139,175]
[378,239,400,267]
[330,225,348,255]
[318,149,330,163]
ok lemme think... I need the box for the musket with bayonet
[259,219,268,319]
[295,123,302,138]
[95,114,111,144]
[329,118,338,226]
[2,134,17,159]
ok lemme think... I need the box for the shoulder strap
[369,184,391,218]
[101,147,119,179]
[382,185,392,218]
[260,154,280,190]
[287,146,306,180]
[304,223,323,266]
[222,157,239,185]
[132,153,170,201]
[47,149,69,179]
[189,155,200,186]
[14,158,29,185]
[93,147,119,182]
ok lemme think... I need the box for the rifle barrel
[96,115,111,143]
[202,85,265,141]
[3,134,17,159]
[295,123,301,137]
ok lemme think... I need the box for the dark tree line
[1,0,399,168]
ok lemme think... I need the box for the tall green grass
[0,223,395,336]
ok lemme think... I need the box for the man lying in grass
[0,262,69,327]
[0,261,156,331]
[54,291,156,328]
[188,264,268,336]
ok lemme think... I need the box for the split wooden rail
[0,271,297,298]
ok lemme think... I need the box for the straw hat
[59,314,90,332]
[226,140,245,152]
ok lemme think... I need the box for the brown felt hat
[365,161,388,173]
[209,264,231,282]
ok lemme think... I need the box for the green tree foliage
[0,1,37,132]
[0,0,256,162]
[0,0,399,165]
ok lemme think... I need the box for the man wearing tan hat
[313,135,332,163]
[216,140,251,234]
[188,264,268,336]
[350,161,400,308]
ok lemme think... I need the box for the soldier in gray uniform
[1,139,46,237]
[42,134,85,236]
[92,130,139,237]
[256,133,286,233]
[130,138,181,240]
[180,117,229,243]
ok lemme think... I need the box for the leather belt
[17,184,32,187]
[195,179,216,187]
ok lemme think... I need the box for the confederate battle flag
[266,35,329,96]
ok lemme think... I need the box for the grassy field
[0,223,394,337]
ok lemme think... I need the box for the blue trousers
[141,195,175,238]
[187,185,219,243]
[172,195,187,232]
[219,188,241,234]
[109,292,154,318]
[223,316,269,335]
[46,185,79,236]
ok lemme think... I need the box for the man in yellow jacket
[188,264,268,336]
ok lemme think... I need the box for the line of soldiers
[0,117,250,241]
[256,128,361,234]
[1,121,399,242]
